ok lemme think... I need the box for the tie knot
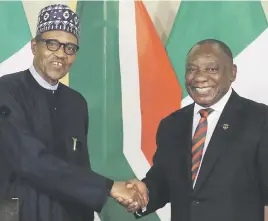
[199,108,214,118]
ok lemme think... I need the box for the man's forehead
[189,43,221,56]
[42,31,78,44]
[187,43,227,62]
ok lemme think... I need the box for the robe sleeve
[0,85,114,213]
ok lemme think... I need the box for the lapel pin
[223,124,229,130]
[72,137,78,151]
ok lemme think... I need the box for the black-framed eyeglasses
[36,38,79,56]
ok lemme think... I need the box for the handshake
[110,179,148,213]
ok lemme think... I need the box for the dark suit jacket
[0,70,113,221]
[137,90,268,221]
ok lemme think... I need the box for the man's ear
[31,38,37,55]
[231,64,237,82]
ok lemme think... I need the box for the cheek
[37,50,50,65]
[67,56,76,66]
[185,74,194,85]
[209,74,222,86]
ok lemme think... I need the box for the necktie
[192,108,214,182]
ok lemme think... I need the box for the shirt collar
[29,65,59,90]
[194,87,233,116]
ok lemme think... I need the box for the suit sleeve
[135,119,170,218]
[0,87,114,213]
[257,106,268,205]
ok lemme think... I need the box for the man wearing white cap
[0,4,146,221]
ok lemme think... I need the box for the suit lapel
[182,104,195,185]
[193,91,243,193]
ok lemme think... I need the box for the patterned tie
[192,108,214,182]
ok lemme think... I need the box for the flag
[70,0,181,220]
[0,1,33,75]
[166,1,268,107]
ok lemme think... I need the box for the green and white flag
[0,1,32,75]
[166,1,268,107]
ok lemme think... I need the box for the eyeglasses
[36,38,79,56]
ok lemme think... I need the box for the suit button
[0,106,10,118]
[191,200,200,206]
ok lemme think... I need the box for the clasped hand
[110,179,148,213]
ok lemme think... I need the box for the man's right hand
[125,179,148,213]
[113,179,148,213]
[110,181,146,209]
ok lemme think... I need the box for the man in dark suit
[122,39,268,221]
[0,4,145,221]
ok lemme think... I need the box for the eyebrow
[46,38,78,44]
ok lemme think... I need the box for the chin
[195,101,212,107]
[49,72,66,80]
[192,96,215,107]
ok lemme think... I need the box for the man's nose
[194,71,208,82]
[54,45,66,57]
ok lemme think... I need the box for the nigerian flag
[0,1,33,75]
[166,1,268,107]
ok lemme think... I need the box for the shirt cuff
[135,210,143,217]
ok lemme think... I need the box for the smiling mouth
[194,87,212,94]
[51,61,63,67]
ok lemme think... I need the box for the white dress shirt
[192,87,232,187]
[29,65,59,91]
